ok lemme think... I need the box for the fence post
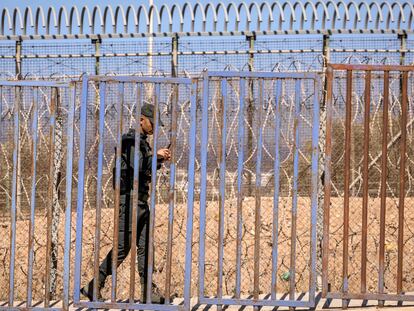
[247,34,255,196]
[171,34,179,77]
[399,33,407,66]
[93,38,102,75]
[14,38,22,227]
[318,33,330,291]
[15,39,22,79]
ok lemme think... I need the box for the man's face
[141,116,153,135]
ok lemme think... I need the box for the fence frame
[72,75,198,311]
[322,63,414,308]
[0,79,76,311]
[196,71,321,309]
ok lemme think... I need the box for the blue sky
[1,0,232,10]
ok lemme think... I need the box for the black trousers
[94,193,150,287]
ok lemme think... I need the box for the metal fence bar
[378,71,390,307]
[289,79,301,303]
[146,83,161,304]
[198,73,209,300]
[8,86,20,307]
[329,64,414,71]
[322,67,333,297]
[63,84,76,311]
[271,80,282,300]
[183,80,197,311]
[74,301,180,310]
[73,77,89,303]
[44,87,57,307]
[111,82,124,302]
[361,71,371,294]
[342,70,353,308]
[217,78,227,309]
[87,76,191,84]
[397,71,408,294]
[164,84,178,303]
[93,82,106,302]
[129,83,142,304]
[198,297,313,308]
[235,78,245,299]
[327,292,414,301]
[26,87,39,307]
[309,78,320,305]
[0,81,70,87]
[253,79,264,304]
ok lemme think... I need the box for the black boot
[80,274,105,302]
[140,278,165,304]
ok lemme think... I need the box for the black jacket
[115,129,161,203]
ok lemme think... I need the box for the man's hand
[157,148,171,162]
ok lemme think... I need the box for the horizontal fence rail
[322,64,414,308]
[1,0,414,40]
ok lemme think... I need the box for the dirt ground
[0,197,413,301]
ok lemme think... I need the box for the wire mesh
[0,34,413,305]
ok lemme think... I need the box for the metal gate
[72,75,198,310]
[322,64,414,307]
[196,71,321,309]
[0,80,75,310]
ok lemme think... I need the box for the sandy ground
[1,197,413,304]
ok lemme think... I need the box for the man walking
[81,103,171,304]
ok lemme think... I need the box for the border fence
[0,1,414,310]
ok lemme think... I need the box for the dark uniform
[81,108,165,303]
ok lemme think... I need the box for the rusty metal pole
[171,34,179,77]
[15,39,22,79]
[247,34,255,197]
[396,32,407,297]
[317,33,330,291]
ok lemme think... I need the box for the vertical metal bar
[26,87,39,307]
[235,78,245,299]
[45,87,57,307]
[146,83,161,304]
[217,78,228,305]
[322,67,334,297]
[317,34,330,292]
[171,35,179,77]
[164,84,178,303]
[129,84,142,304]
[73,76,89,303]
[253,79,264,305]
[309,78,321,305]
[361,70,371,294]
[8,86,20,308]
[93,38,101,75]
[183,80,198,311]
[63,84,76,311]
[15,40,22,79]
[112,82,124,302]
[399,34,407,66]
[271,79,282,300]
[290,79,301,303]
[198,72,209,300]
[93,82,106,301]
[342,70,353,308]
[397,71,408,294]
[378,71,390,306]
[247,35,255,196]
